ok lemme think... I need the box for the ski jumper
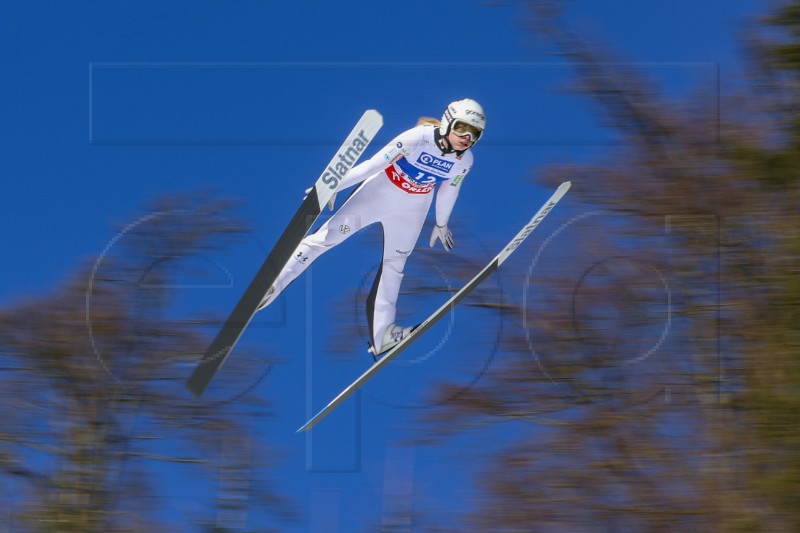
[264,123,473,349]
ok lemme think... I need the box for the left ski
[298,181,571,432]
[186,110,383,397]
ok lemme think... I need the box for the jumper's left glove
[429,224,454,251]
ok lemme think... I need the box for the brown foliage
[418,1,800,531]
[0,196,293,531]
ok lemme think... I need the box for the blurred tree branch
[0,194,295,532]
[419,1,800,531]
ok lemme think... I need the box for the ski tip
[363,109,383,124]
[185,379,205,399]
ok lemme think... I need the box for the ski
[298,181,571,432]
[186,110,384,397]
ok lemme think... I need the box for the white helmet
[440,98,486,143]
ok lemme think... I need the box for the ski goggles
[451,120,483,142]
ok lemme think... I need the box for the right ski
[298,181,571,432]
[186,110,384,397]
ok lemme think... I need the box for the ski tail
[186,110,384,398]
[297,181,571,432]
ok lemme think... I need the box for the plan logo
[416,152,454,173]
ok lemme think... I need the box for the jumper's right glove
[429,224,454,251]
[304,187,337,211]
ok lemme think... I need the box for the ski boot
[367,323,416,362]
[256,286,275,312]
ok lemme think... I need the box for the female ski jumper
[260,99,485,355]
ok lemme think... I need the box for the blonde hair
[416,116,441,127]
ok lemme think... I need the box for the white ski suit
[265,123,473,350]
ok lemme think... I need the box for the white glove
[429,224,454,251]
[304,187,337,211]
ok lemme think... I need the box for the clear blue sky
[0,0,760,530]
